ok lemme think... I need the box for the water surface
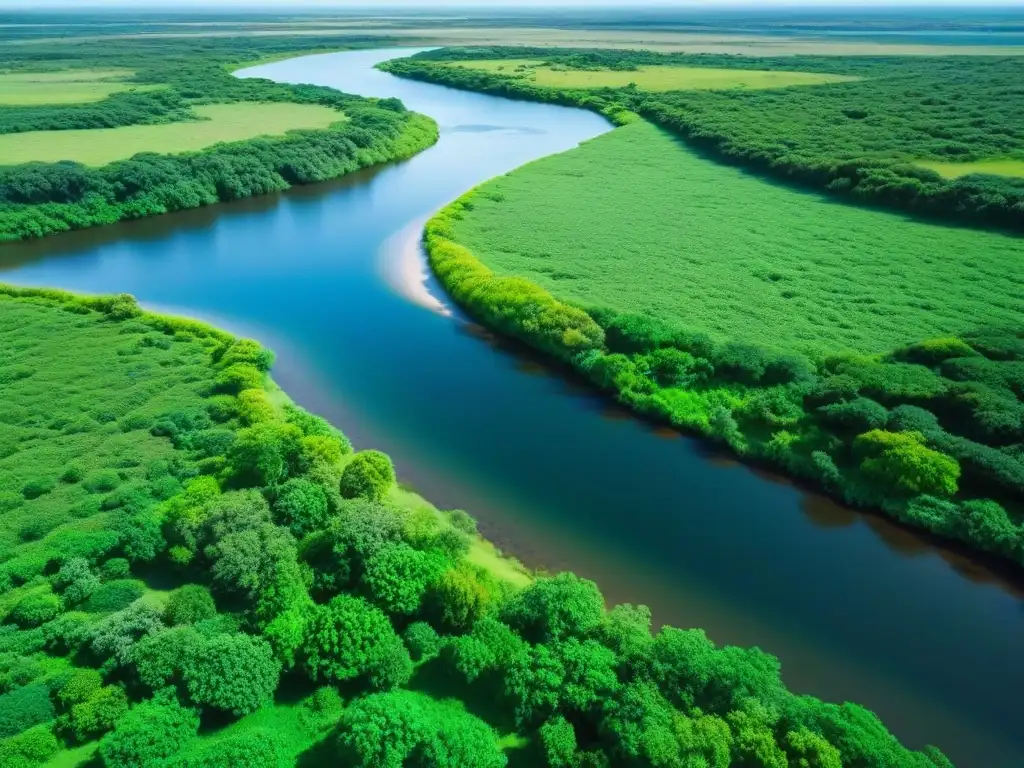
[1,49,1021,767]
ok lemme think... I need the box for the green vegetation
[424,124,1024,570]
[0,36,438,241]
[445,121,1023,356]
[447,59,857,91]
[0,286,949,766]
[0,70,158,106]
[381,47,1024,231]
[0,103,344,166]
[918,159,1024,180]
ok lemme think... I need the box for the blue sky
[17,1,1024,8]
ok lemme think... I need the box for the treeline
[0,36,438,240]
[0,105,437,241]
[427,195,1024,570]
[381,48,1024,232]
[0,287,950,767]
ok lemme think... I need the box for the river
[1,49,1021,766]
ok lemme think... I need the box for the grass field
[449,121,1024,356]
[0,69,158,105]
[448,59,858,91]
[0,294,223,568]
[919,158,1024,179]
[0,102,343,166]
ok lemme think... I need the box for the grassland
[0,294,224,567]
[448,59,858,91]
[919,159,1024,179]
[0,102,343,166]
[0,69,157,106]
[449,121,1024,356]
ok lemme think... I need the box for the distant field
[0,68,157,105]
[450,121,1024,355]
[15,27,1024,56]
[449,59,858,91]
[919,158,1024,179]
[0,102,343,166]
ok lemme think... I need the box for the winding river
[2,49,1022,766]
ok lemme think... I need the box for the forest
[0,36,438,241]
[0,287,953,767]
[381,47,1024,232]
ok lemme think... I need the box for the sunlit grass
[448,59,857,91]
[919,158,1024,179]
[450,120,1024,356]
[0,68,160,105]
[0,102,344,166]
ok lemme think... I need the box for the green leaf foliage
[336,689,507,768]
[339,450,397,502]
[98,693,200,768]
[302,594,412,690]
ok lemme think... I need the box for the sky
[15,1,1024,8]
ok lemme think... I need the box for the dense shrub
[9,592,61,628]
[0,683,55,738]
[0,723,59,767]
[181,633,280,716]
[272,477,330,536]
[164,585,217,626]
[98,693,199,768]
[336,690,507,768]
[339,450,397,502]
[302,594,412,690]
[83,579,147,613]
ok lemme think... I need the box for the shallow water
[2,49,1022,766]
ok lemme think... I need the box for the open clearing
[0,68,157,105]
[448,59,858,91]
[450,121,1024,356]
[0,102,343,166]
[919,158,1024,179]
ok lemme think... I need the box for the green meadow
[447,59,856,91]
[450,120,1024,356]
[0,102,343,166]
[0,70,157,106]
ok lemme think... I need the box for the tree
[164,730,282,768]
[854,430,960,496]
[362,542,446,616]
[0,724,59,768]
[500,572,605,643]
[336,690,507,768]
[427,562,497,633]
[340,450,396,501]
[9,591,60,628]
[89,601,165,667]
[131,626,202,690]
[539,716,580,768]
[68,685,129,742]
[403,622,442,663]
[785,728,843,768]
[54,557,99,606]
[182,633,280,716]
[272,477,329,536]
[164,584,217,626]
[302,594,411,690]
[98,693,200,768]
[227,422,302,487]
